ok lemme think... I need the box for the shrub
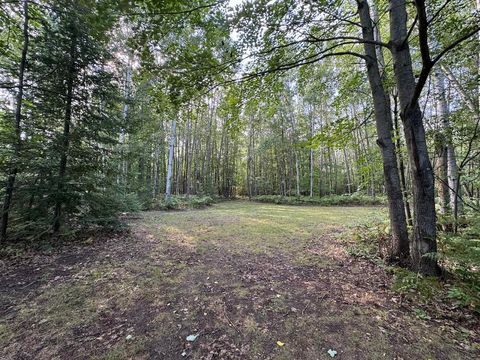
[347,211,480,313]
[344,215,391,261]
[149,195,216,211]
[251,194,386,207]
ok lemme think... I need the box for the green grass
[141,201,378,258]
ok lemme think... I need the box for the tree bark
[1,0,29,242]
[433,70,452,216]
[357,0,409,260]
[153,143,159,199]
[343,148,352,194]
[441,66,472,218]
[309,105,315,197]
[389,0,439,275]
[393,91,413,226]
[165,118,176,199]
[309,148,314,197]
[53,28,76,234]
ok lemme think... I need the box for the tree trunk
[153,143,159,199]
[309,107,314,197]
[434,138,450,215]
[441,66,470,217]
[433,70,451,216]
[1,0,29,242]
[362,116,375,197]
[294,152,301,196]
[393,91,413,226]
[309,148,314,197]
[118,57,132,187]
[370,1,385,72]
[53,29,76,234]
[357,0,409,260]
[389,0,439,275]
[165,118,176,198]
[318,149,323,196]
[343,148,352,194]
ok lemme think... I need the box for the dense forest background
[0,0,479,276]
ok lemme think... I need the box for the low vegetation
[149,195,218,211]
[345,212,480,314]
[251,194,386,206]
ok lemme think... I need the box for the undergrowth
[345,213,480,313]
[0,227,129,259]
[0,194,218,257]
[251,194,386,206]
[345,213,390,264]
[149,195,218,210]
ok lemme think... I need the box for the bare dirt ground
[1,201,478,359]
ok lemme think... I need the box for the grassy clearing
[1,201,478,359]
[141,201,375,259]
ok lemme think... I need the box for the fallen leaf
[276,341,285,347]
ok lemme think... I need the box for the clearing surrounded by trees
[1,0,479,358]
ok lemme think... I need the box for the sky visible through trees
[1,1,480,358]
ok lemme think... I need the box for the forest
[0,0,479,359]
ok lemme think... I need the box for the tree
[165,118,176,198]
[0,0,129,240]
[357,0,409,261]
[0,0,29,242]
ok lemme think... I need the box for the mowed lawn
[0,202,477,359]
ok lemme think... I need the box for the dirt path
[1,202,478,359]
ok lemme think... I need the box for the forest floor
[1,201,479,359]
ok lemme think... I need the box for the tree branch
[126,1,225,17]
[410,25,479,108]
[434,174,479,212]
[427,0,451,25]
[431,26,480,66]
[414,0,431,66]
[307,34,391,48]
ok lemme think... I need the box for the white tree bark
[165,118,176,198]
[433,70,451,215]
